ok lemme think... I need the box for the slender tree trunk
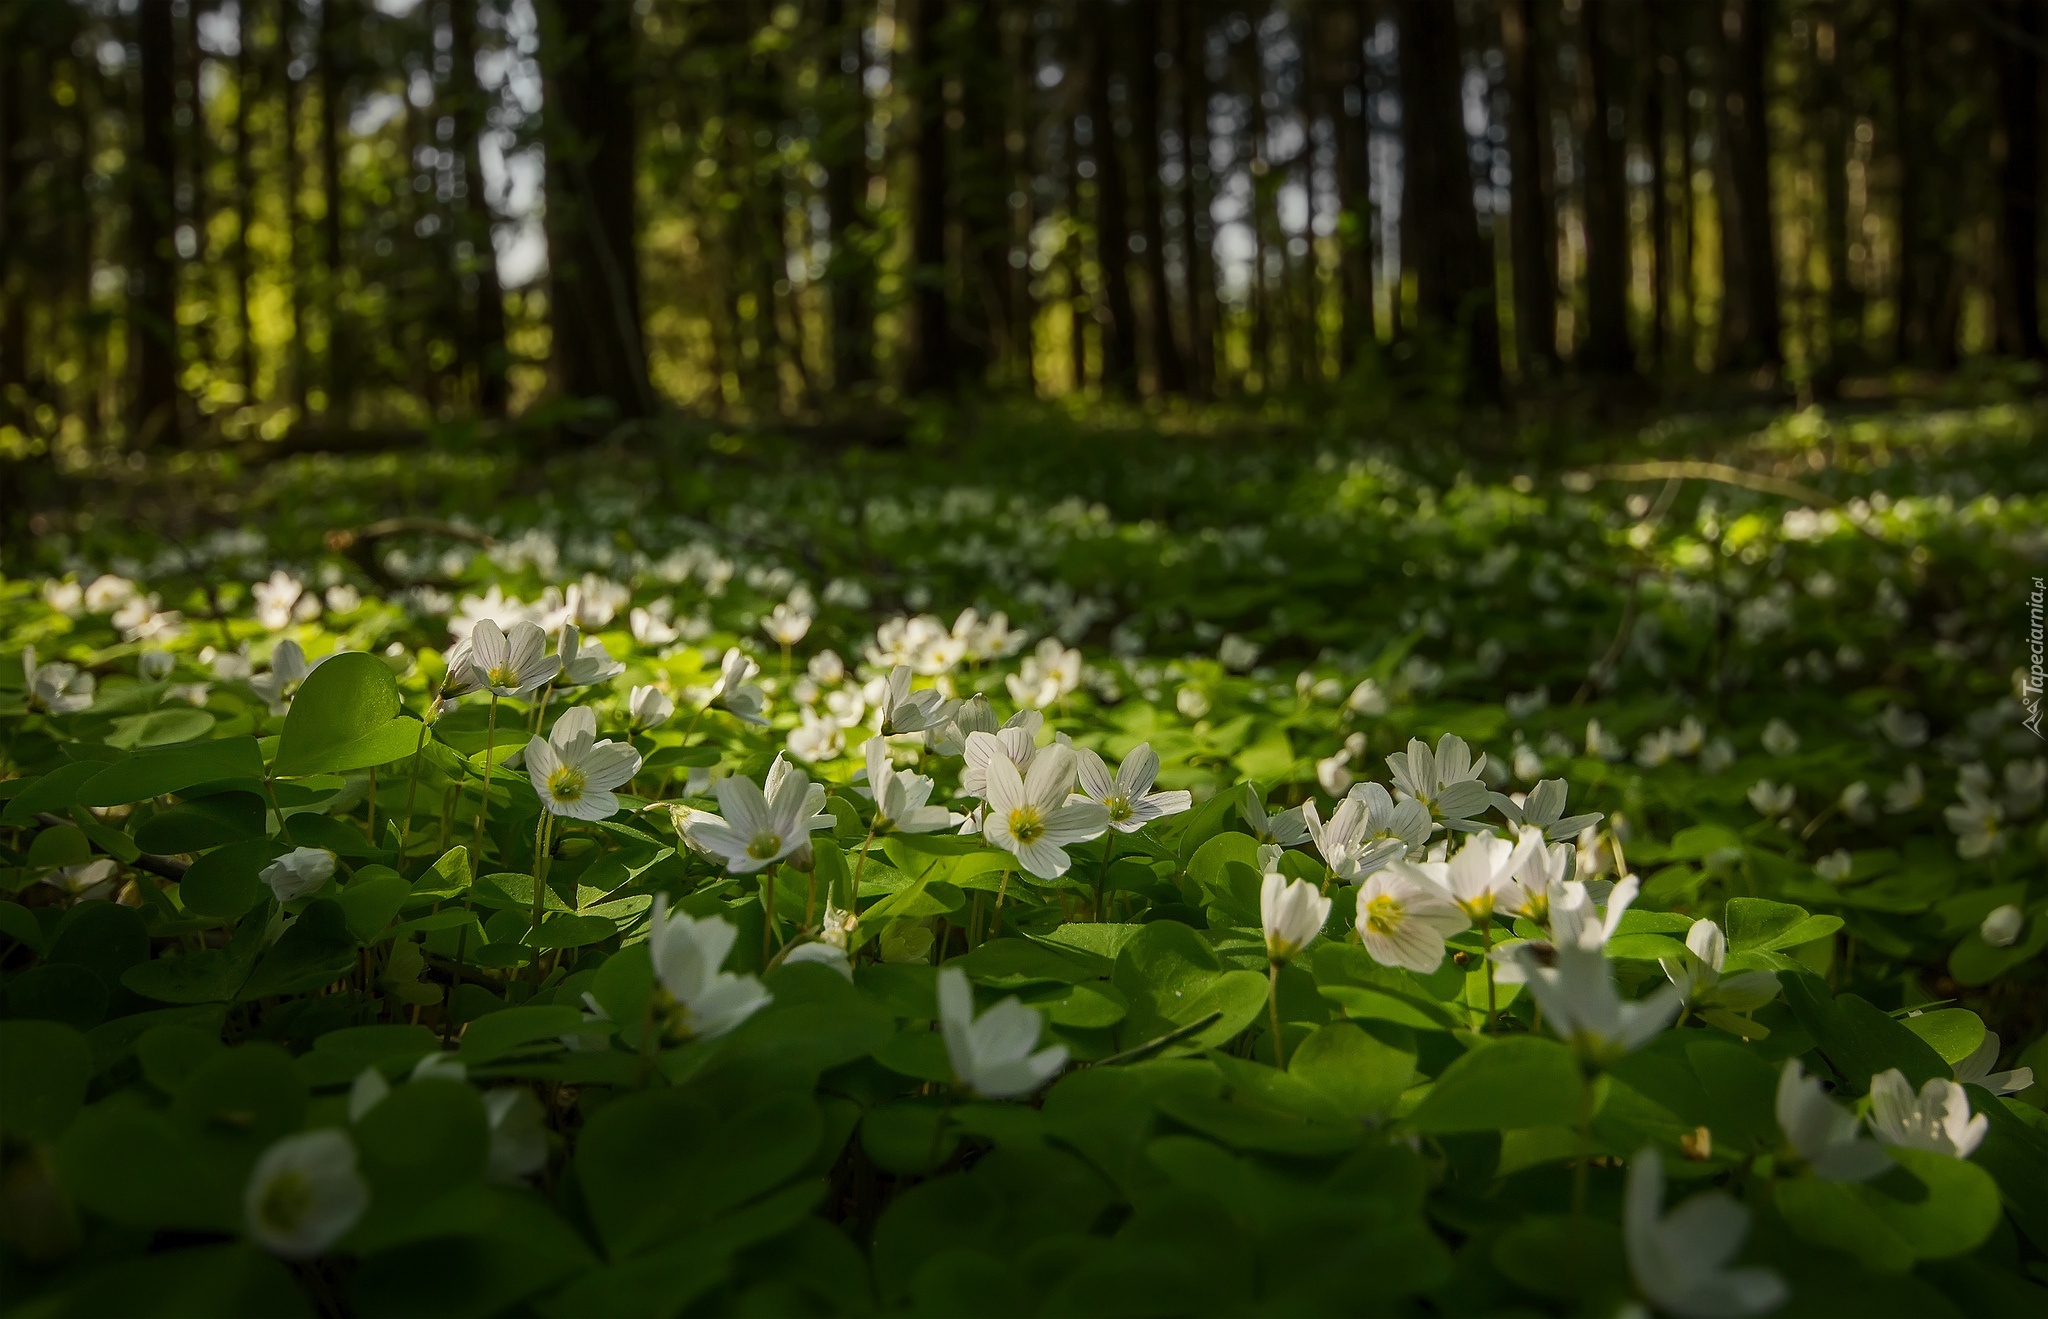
[1086,0,1137,394]
[0,40,25,393]
[1504,0,1557,377]
[280,2,307,414]
[540,0,651,423]
[823,0,873,391]
[1066,110,1089,393]
[234,4,257,399]
[1242,21,1270,389]
[317,0,346,412]
[1332,0,1377,370]
[1178,0,1215,395]
[905,0,954,394]
[1580,0,1631,375]
[1994,0,2043,359]
[1891,0,1916,362]
[1815,4,1854,389]
[1133,0,1184,394]
[1399,0,1501,401]
[1725,0,1782,367]
[1006,3,1038,392]
[449,0,508,414]
[132,0,182,444]
[1645,7,1673,368]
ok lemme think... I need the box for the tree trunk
[317,0,347,412]
[1994,0,2043,359]
[823,0,873,391]
[1085,0,1137,394]
[905,0,954,394]
[1398,0,1501,401]
[1006,3,1038,392]
[1892,0,1916,362]
[1645,6,1673,367]
[1723,0,1782,368]
[132,0,182,444]
[1580,0,1632,375]
[280,2,307,414]
[540,0,651,423]
[1178,0,1215,395]
[234,4,255,398]
[449,0,509,414]
[1503,0,1556,377]
[1133,0,1185,394]
[1,39,25,393]
[1814,4,1855,389]
[1332,0,1377,370]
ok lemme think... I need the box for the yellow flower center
[747,832,785,860]
[258,1170,314,1233]
[1364,894,1406,936]
[547,766,586,804]
[1008,805,1046,845]
[488,664,519,688]
[1104,795,1133,822]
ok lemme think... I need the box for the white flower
[627,685,674,731]
[243,1129,369,1259]
[646,895,773,1040]
[1953,1031,2034,1096]
[1775,1059,1890,1181]
[1978,903,2024,948]
[1074,742,1191,833]
[1586,718,1627,761]
[22,646,95,714]
[42,579,84,616]
[484,1089,549,1182]
[324,585,361,615]
[1218,634,1261,671]
[1747,779,1795,818]
[1946,781,2005,859]
[1660,919,1780,1013]
[1549,874,1640,951]
[1175,685,1211,721]
[807,649,846,684]
[1867,1069,1987,1158]
[111,591,182,643]
[1431,831,1537,921]
[1884,763,1925,813]
[1239,785,1312,846]
[1007,637,1082,709]
[863,737,955,834]
[953,608,1025,663]
[1624,1147,1787,1319]
[1302,790,1417,883]
[138,649,175,681]
[347,1067,389,1123]
[762,602,814,647]
[248,640,311,716]
[936,966,1067,1099]
[45,859,120,900]
[926,692,999,757]
[824,686,866,727]
[565,574,630,629]
[630,599,682,648]
[1838,781,1875,823]
[525,706,642,821]
[685,764,818,873]
[961,722,1041,798]
[557,624,625,687]
[1879,704,1929,749]
[1315,751,1354,796]
[1516,942,1684,1066]
[982,743,1110,879]
[781,941,854,979]
[411,1051,468,1084]
[710,647,768,725]
[84,574,138,613]
[1814,849,1853,882]
[1761,719,1801,757]
[1700,737,1737,775]
[1386,734,1491,821]
[785,710,845,764]
[1261,873,1330,962]
[469,620,560,698]
[877,664,947,734]
[261,848,337,902]
[253,570,314,631]
[1347,679,1388,715]
[1354,868,1468,973]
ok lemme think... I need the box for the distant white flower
[762,601,814,648]
[1007,637,1083,709]
[1879,704,1929,749]
[1946,779,2005,859]
[261,848,337,902]
[953,608,1025,663]
[1306,785,1432,883]
[253,570,318,631]
[1512,744,1545,782]
[41,579,85,616]
[22,646,95,714]
[982,743,1110,879]
[1355,868,1467,973]
[249,639,311,716]
[1386,734,1491,821]
[45,859,120,901]
[1624,1147,1787,1319]
[557,624,625,687]
[1953,1031,2034,1096]
[1585,718,1627,761]
[1814,849,1853,883]
[1699,737,1737,775]
[1075,742,1190,833]
[785,710,844,764]
[84,574,139,613]
[936,966,1067,1099]
[1747,779,1795,818]
[470,620,560,698]
[629,598,682,648]
[877,664,947,734]
[526,706,642,821]
[1979,904,2024,948]
[627,685,674,732]
[324,584,361,615]
[1517,942,1684,1066]
[1884,763,1925,813]
[1838,781,1874,822]
[1316,750,1354,796]
[1174,685,1211,721]
[138,649,175,682]
[483,1089,549,1182]
[807,649,846,684]
[1867,1068,1986,1158]
[862,737,955,834]
[646,895,773,1040]
[1238,786,1311,847]
[1499,827,1574,924]
[564,574,630,629]
[685,761,827,873]
[113,593,183,643]
[1660,919,1780,1014]
[1218,634,1261,672]
[709,647,768,725]
[1261,873,1330,962]
[824,686,866,727]
[243,1129,369,1259]
[1761,719,1801,757]
[1776,1059,1889,1181]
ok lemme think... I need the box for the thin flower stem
[992,870,1011,939]
[1482,917,1496,1029]
[528,811,556,937]
[397,717,430,859]
[471,694,499,861]
[1267,960,1286,1068]
[762,868,777,963]
[1095,831,1116,922]
[529,680,554,734]
[1570,1069,1599,1298]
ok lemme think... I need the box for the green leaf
[170,1043,308,1157]
[1289,1020,1417,1119]
[237,899,357,1001]
[457,1005,583,1063]
[45,1241,311,1319]
[528,913,618,948]
[353,1077,489,1204]
[56,1104,240,1231]
[0,762,111,824]
[1112,921,1268,1053]
[74,738,266,807]
[1902,1009,1986,1067]
[0,899,47,954]
[181,839,286,919]
[410,845,473,903]
[1781,976,1949,1092]
[1725,897,1842,954]
[105,707,218,750]
[6,963,107,1030]
[133,792,267,853]
[272,652,423,777]
[337,869,412,942]
[1407,1036,1584,1133]
[0,1019,93,1140]
[1776,1149,2003,1271]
